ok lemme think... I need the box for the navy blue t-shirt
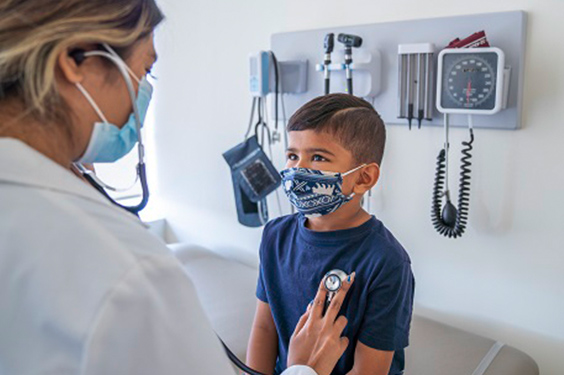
[256,213,414,375]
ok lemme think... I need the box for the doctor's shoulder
[0,171,173,275]
[0,187,194,336]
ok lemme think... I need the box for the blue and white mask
[280,164,365,218]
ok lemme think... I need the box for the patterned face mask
[280,164,366,218]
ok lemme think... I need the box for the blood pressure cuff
[223,136,280,227]
[223,135,281,203]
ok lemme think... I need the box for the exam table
[170,243,539,375]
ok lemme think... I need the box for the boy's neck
[305,204,372,232]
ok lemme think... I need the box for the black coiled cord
[431,129,474,238]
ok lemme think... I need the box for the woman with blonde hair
[0,1,351,374]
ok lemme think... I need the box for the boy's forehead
[287,130,351,155]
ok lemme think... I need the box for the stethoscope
[227,269,350,375]
[70,44,150,216]
[74,162,149,216]
[322,269,349,316]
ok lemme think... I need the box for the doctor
[0,0,352,374]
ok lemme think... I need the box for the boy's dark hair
[287,93,386,166]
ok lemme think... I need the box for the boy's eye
[312,154,328,162]
[287,153,298,161]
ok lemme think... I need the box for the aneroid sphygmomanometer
[399,30,509,238]
[224,50,297,227]
[223,134,281,227]
[432,33,507,238]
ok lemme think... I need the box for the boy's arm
[350,261,414,375]
[246,300,279,375]
[346,342,393,375]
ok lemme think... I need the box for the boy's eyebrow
[286,147,336,156]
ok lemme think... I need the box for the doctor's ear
[57,48,86,84]
[69,49,86,65]
[57,45,97,84]
[352,163,380,195]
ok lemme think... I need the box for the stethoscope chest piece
[323,269,349,315]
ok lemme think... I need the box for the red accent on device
[447,31,490,49]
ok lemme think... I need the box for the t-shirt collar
[297,214,377,245]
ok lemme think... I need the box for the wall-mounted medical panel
[271,11,527,130]
[315,49,382,97]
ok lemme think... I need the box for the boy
[247,94,415,375]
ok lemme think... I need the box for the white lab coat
[0,138,315,375]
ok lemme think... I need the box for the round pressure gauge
[436,47,505,115]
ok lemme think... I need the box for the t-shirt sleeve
[358,261,415,351]
[255,221,273,303]
[256,263,268,303]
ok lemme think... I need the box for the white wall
[148,0,564,373]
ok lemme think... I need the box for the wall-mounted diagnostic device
[397,43,435,129]
[225,50,307,231]
[338,33,363,95]
[437,47,506,114]
[323,33,335,95]
[315,32,382,98]
[249,51,308,97]
[273,11,525,130]
[432,45,508,239]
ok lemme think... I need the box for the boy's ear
[353,163,380,194]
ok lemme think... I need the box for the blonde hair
[0,0,163,127]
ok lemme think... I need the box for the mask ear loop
[75,83,109,123]
[341,163,367,200]
[342,163,367,177]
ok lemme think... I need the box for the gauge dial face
[441,52,499,110]
[325,274,342,292]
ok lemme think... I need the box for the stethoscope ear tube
[129,162,149,214]
[220,337,267,375]
[79,162,149,216]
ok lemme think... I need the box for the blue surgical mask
[75,70,153,164]
[280,164,366,218]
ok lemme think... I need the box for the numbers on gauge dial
[445,55,495,108]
